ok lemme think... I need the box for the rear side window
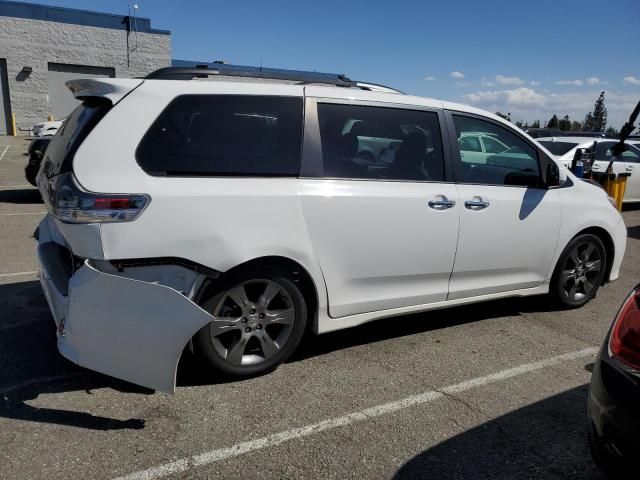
[595,142,640,163]
[459,136,481,152]
[41,98,111,177]
[136,95,303,177]
[317,103,445,182]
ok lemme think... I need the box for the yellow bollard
[11,113,17,136]
[47,114,54,121]
[602,174,628,212]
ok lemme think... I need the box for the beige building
[0,0,171,134]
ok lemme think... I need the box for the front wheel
[550,234,606,308]
[194,275,307,378]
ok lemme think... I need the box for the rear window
[136,95,303,177]
[538,141,579,156]
[41,98,111,177]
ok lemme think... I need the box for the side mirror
[546,162,560,187]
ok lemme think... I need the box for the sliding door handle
[464,199,490,210]
[428,198,456,210]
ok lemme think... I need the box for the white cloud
[530,80,541,86]
[463,87,546,109]
[495,75,524,86]
[424,76,435,81]
[556,79,584,86]
[623,76,640,85]
[586,77,600,86]
[454,81,471,87]
[460,88,639,128]
[481,78,495,87]
[450,71,465,79]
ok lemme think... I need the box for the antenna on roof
[131,3,139,54]
[123,3,139,68]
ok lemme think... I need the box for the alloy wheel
[207,279,295,366]
[561,241,602,301]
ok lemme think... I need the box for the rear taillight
[41,172,150,224]
[609,286,640,370]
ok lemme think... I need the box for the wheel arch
[570,226,615,284]
[195,255,320,332]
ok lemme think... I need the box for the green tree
[558,115,571,131]
[584,91,607,131]
[531,120,540,128]
[515,120,524,129]
[547,114,559,129]
[571,120,582,131]
[605,126,618,136]
[495,111,511,122]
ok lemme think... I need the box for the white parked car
[537,137,640,202]
[36,68,627,393]
[32,118,65,137]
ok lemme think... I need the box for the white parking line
[1,373,82,399]
[0,211,46,217]
[0,185,36,190]
[0,211,46,216]
[114,347,598,480]
[0,317,41,331]
[0,145,9,161]
[0,271,38,278]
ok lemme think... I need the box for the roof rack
[354,81,404,94]
[146,64,356,87]
[145,64,404,93]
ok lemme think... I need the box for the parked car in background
[525,128,606,139]
[36,66,626,393]
[32,118,65,137]
[542,138,640,203]
[25,137,52,186]
[457,132,510,164]
[589,283,640,478]
[536,136,590,158]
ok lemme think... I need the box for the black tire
[194,274,307,378]
[25,164,39,186]
[550,233,606,308]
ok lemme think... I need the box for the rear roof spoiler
[66,78,144,104]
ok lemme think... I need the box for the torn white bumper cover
[37,228,215,394]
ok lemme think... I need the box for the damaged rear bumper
[37,218,215,393]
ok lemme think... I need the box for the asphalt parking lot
[1,134,639,480]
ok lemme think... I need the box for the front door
[447,112,562,300]
[301,99,460,318]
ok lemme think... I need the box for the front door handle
[464,198,490,210]
[428,197,456,210]
[626,165,634,171]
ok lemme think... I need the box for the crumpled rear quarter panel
[60,262,215,393]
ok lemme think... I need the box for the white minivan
[36,66,627,393]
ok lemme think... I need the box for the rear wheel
[551,234,606,308]
[194,275,307,377]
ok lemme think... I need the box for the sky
[28,0,640,129]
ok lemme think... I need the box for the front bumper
[37,217,215,393]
